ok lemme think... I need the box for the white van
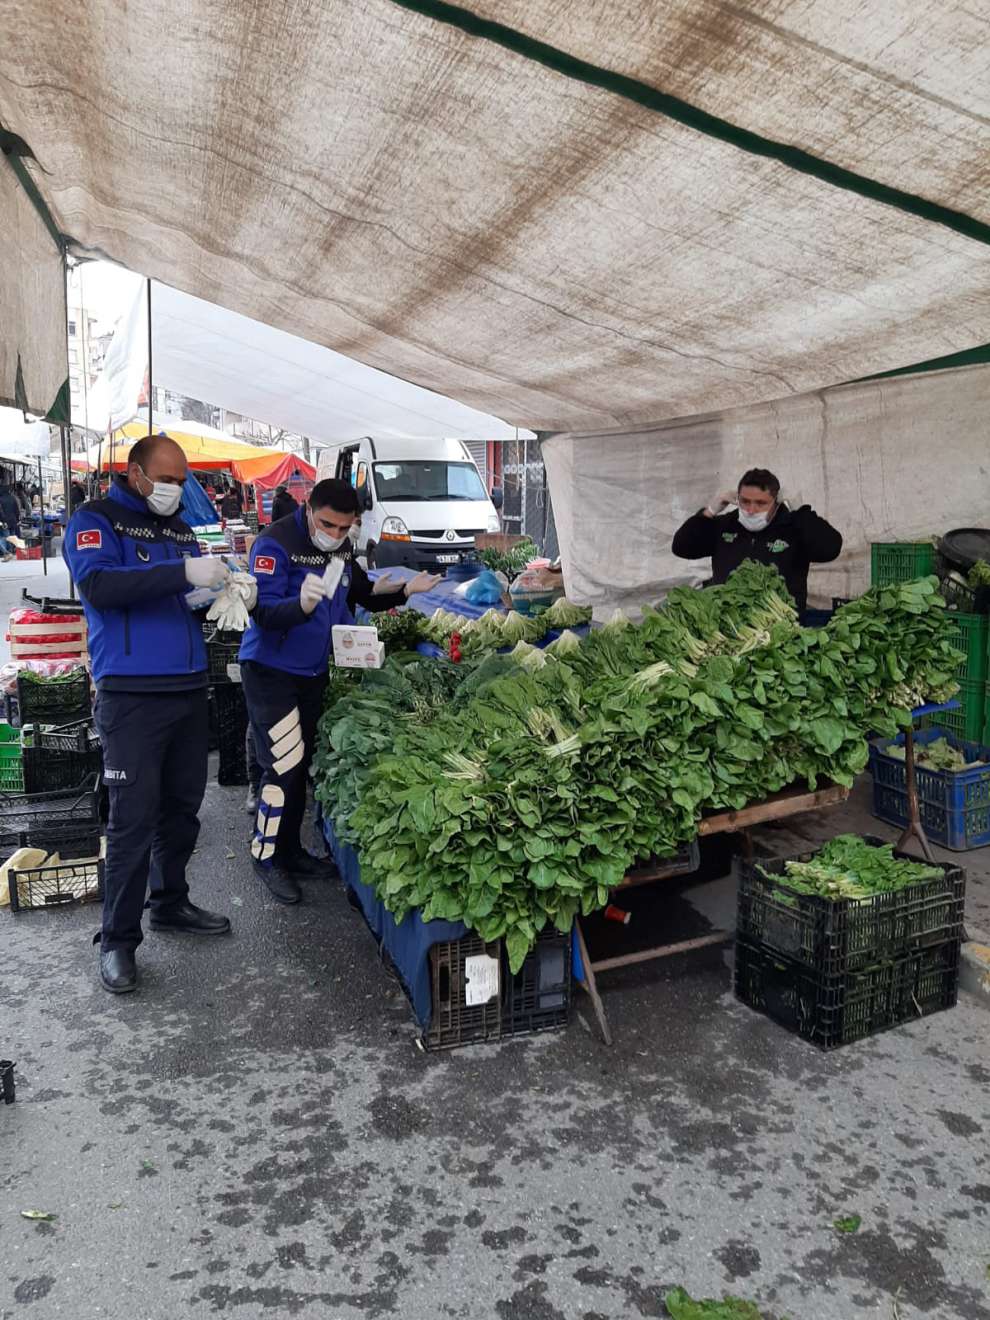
[316,437,502,570]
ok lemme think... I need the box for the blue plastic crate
[869,727,990,851]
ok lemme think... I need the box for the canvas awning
[2,3,988,434]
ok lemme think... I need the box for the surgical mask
[739,507,773,533]
[139,467,182,517]
[308,511,346,552]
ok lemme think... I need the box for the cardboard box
[332,625,384,669]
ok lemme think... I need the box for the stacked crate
[734,838,964,1049]
[202,619,248,785]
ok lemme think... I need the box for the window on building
[67,319,76,336]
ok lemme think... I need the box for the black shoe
[253,860,301,905]
[245,788,258,814]
[280,850,339,881]
[100,948,137,994]
[149,901,232,935]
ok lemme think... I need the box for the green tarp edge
[389,0,990,250]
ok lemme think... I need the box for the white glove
[300,573,326,615]
[371,572,403,595]
[322,557,346,597]
[206,571,258,632]
[403,571,442,596]
[185,556,229,589]
[705,490,736,517]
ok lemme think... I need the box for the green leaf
[833,1213,861,1234]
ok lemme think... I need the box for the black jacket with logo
[670,504,842,613]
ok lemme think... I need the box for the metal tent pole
[146,277,153,436]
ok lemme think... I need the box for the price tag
[464,953,500,1006]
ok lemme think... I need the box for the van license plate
[436,553,459,564]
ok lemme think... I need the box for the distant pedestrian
[270,485,296,522]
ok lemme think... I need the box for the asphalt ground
[2,559,989,1320]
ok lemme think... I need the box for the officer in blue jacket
[64,433,236,995]
[240,479,361,905]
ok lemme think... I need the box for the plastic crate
[734,937,959,1050]
[202,622,243,685]
[15,546,42,561]
[502,930,571,1037]
[869,728,990,851]
[1,1060,14,1105]
[22,742,102,796]
[0,775,102,858]
[938,573,990,616]
[7,857,104,913]
[214,683,248,786]
[831,596,855,610]
[21,718,92,754]
[424,935,503,1049]
[0,722,23,793]
[14,670,91,728]
[941,612,988,684]
[916,679,984,741]
[736,835,965,974]
[870,542,936,587]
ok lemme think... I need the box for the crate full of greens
[869,728,990,850]
[14,664,91,727]
[736,834,965,976]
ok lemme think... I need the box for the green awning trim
[1,133,65,253]
[45,377,71,425]
[854,343,990,385]
[390,0,990,250]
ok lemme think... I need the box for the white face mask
[739,507,773,533]
[308,510,346,552]
[138,467,182,517]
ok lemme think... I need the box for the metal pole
[37,454,47,578]
[146,277,153,436]
[58,426,74,598]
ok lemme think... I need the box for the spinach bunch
[765,834,943,901]
[337,568,960,971]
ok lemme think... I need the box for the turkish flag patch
[254,555,276,575]
[76,529,102,551]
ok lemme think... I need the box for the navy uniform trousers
[94,687,209,951]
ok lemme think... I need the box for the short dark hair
[310,479,360,516]
[127,432,183,471]
[738,468,780,498]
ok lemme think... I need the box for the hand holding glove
[185,556,229,589]
[300,573,326,615]
[705,490,737,518]
[403,571,443,596]
[206,571,258,631]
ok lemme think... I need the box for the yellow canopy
[74,421,295,473]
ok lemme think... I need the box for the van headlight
[381,517,410,541]
[486,513,501,533]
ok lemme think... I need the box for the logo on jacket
[103,767,128,782]
[255,555,276,575]
[768,539,789,554]
[136,545,150,562]
[722,532,737,543]
[76,529,102,550]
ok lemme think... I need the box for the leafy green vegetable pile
[887,736,984,772]
[317,567,959,971]
[372,608,429,654]
[423,597,591,658]
[967,559,990,588]
[477,537,536,579]
[665,1288,773,1319]
[763,834,943,902]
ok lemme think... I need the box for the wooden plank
[573,919,613,1046]
[590,930,732,972]
[698,782,848,836]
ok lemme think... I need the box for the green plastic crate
[942,611,988,684]
[917,680,985,742]
[0,721,23,792]
[870,542,936,588]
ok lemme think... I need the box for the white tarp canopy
[544,363,990,613]
[81,280,531,443]
[2,3,988,434]
[0,406,53,458]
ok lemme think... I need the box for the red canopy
[231,451,316,490]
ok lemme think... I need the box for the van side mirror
[361,486,373,512]
[490,486,504,511]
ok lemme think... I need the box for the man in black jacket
[270,485,297,522]
[671,468,841,615]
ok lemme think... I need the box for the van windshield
[372,461,487,502]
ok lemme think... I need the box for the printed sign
[464,953,500,1006]
[76,529,102,550]
[254,555,276,575]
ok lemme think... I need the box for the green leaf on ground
[665,1287,767,1318]
[20,1210,56,1221]
[833,1213,862,1234]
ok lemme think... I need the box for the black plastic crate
[502,930,571,1037]
[214,683,249,786]
[21,718,93,754]
[7,857,104,913]
[3,693,19,728]
[202,621,243,685]
[736,837,965,976]
[0,1060,14,1105]
[424,935,503,1049]
[734,937,959,1050]
[14,670,91,729]
[22,741,102,796]
[0,775,102,858]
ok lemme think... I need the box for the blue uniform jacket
[63,478,207,686]
[239,507,353,677]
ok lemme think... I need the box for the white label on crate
[226,662,242,683]
[464,953,500,1006]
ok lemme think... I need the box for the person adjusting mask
[63,433,237,997]
[239,479,361,906]
[671,467,842,615]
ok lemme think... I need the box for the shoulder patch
[76,528,102,550]
[254,555,277,575]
